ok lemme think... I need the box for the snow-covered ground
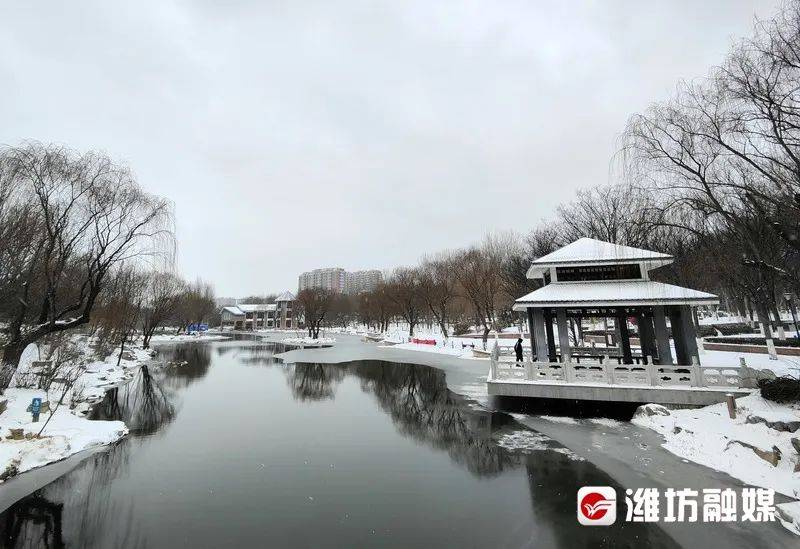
[387,341,478,359]
[699,347,800,377]
[633,395,800,499]
[148,332,229,344]
[0,342,150,482]
[281,336,336,347]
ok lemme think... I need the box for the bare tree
[141,272,185,348]
[296,288,335,338]
[453,236,507,348]
[174,278,216,334]
[91,267,147,365]
[418,252,459,337]
[0,143,173,391]
[386,267,424,337]
[358,283,395,333]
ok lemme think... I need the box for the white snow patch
[777,501,800,536]
[148,333,229,344]
[587,417,624,428]
[282,337,336,347]
[538,415,579,425]
[633,393,800,498]
[495,430,585,461]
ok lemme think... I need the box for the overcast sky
[0,1,781,296]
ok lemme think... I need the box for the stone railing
[488,351,748,389]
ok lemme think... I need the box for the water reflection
[0,493,65,548]
[90,366,176,435]
[350,361,518,477]
[287,363,346,401]
[0,341,678,548]
[160,345,211,389]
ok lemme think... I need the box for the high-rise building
[298,268,383,294]
[298,268,347,293]
[344,270,383,294]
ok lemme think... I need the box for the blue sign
[187,323,209,333]
[31,397,42,422]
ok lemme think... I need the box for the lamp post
[784,292,799,340]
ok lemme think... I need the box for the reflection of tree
[0,493,65,548]
[284,360,519,477]
[239,344,276,366]
[0,439,147,548]
[351,361,519,477]
[91,365,176,435]
[160,344,211,389]
[287,363,346,401]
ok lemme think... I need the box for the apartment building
[298,268,347,293]
[344,270,383,294]
[298,268,382,294]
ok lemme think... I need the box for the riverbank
[0,332,227,483]
[632,395,800,498]
[0,342,148,482]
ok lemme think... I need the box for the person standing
[514,337,524,364]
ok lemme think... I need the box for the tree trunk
[117,337,127,368]
[437,318,449,339]
[0,342,27,393]
[756,303,773,339]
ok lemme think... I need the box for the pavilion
[513,238,717,366]
[487,238,750,405]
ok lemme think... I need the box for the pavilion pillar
[652,306,673,365]
[638,313,657,364]
[617,311,633,364]
[531,308,549,362]
[670,305,699,365]
[526,309,536,359]
[543,308,557,362]
[556,308,571,362]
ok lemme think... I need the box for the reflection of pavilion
[489,239,751,405]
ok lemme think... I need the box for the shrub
[758,376,800,403]
[705,337,800,348]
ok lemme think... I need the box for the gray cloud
[0,0,780,295]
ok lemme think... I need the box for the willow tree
[0,142,174,391]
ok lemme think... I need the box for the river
[0,336,789,547]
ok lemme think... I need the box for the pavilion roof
[527,238,672,278]
[513,280,718,310]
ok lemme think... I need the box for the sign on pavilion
[513,238,718,366]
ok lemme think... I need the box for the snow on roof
[237,304,274,312]
[527,238,672,277]
[513,280,718,310]
[275,291,295,302]
[222,306,244,316]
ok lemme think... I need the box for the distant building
[298,268,382,294]
[344,270,383,294]
[274,291,296,329]
[220,291,297,330]
[298,268,347,293]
